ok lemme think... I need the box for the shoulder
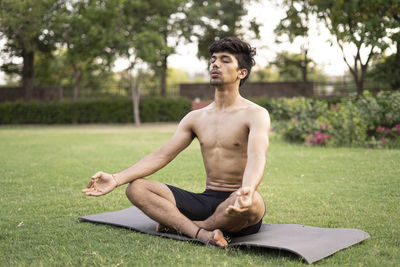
[243,99,270,125]
[177,105,210,130]
[182,102,215,121]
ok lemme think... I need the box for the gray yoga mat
[79,206,370,264]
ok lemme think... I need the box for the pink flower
[377,126,387,133]
[306,131,330,145]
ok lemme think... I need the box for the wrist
[240,186,256,198]
[111,174,120,187]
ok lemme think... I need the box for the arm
[241,108,270,192]
[113,114,195,185]
[228,108,270,213]
[82,112,196,196]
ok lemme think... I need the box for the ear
[238,69,248,80]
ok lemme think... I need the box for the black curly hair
[208,37,256,87]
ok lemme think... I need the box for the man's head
[208,37,256,87]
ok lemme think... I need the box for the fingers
[237,195,252,207]
[91,171,103,180]
[82,172,103,195]
[235,187,251,198]
[86,180,95,188]
[238,187,251,195]
[81,187,103,197]
[226,205,248,215]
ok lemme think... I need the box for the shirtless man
[82,37,270,247]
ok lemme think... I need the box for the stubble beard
[210,77,224,86]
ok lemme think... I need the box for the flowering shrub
[266,91,400,148]
[373,124,400,148]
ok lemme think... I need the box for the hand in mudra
[226,187,253,215]
[81,171,118,197]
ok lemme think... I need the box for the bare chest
[193,113,249,150]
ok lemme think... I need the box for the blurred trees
[275,0,312,82]
[2,0,398,102]
[0,0,64,101]
[184,0,260,60]
[369,54,400,90]
[59,0,122,101]
[277,0,400,95]
[271,51,327,82]
[150,0,260,96]
[249,51,327,83]
[0,0,259,102]
[367,0,400,91]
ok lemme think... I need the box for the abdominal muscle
[202,147,247,192]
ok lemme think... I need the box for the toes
[213,230,228,247]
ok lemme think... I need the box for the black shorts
[166,184,263,237]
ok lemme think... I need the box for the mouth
[210,70,221,78]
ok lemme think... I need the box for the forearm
[241,154,266,194]
[113,151,172,186]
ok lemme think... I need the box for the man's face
[209,51,246,86]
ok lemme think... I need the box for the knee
[125,179,148,207]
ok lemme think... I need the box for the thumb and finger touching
[81,171,114,196]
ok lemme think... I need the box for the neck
[214,85,240,108]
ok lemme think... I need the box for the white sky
[166,0,349,78]
[0,0,356,85]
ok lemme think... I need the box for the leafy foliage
[270,51,327,82]
[0,97,191,124]
[184,0,260,60]
[254,92,400,148]
[368,54,400,90]
[0,0,65,100]
[274,0,313,82]
[278,0,400,94]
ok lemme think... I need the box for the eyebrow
[211,54,233,60]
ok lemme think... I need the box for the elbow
[249,153,266,163]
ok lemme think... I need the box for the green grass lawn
[1,124,399,266]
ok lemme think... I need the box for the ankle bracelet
[195,227,202,239]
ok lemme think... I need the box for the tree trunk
[394,40,400,90]
[22,49,34,102]
[72,64,81,102]
[160,53,167,97]
[131,70,142,125]
[355,78,364,96]
[302,48,308,82]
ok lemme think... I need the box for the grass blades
[1,124,399,266]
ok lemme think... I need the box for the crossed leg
[126,178,227,246]
[194,190,265,234]
[126,178,265,246]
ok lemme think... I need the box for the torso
[190,98,264,192]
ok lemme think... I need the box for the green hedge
[253,92,400,148]
[2,93,399,148]
[0,97,191,124]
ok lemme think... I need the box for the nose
[211,59,220,69]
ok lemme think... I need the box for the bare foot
[197,228,228,247]
[156,223,178,234]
